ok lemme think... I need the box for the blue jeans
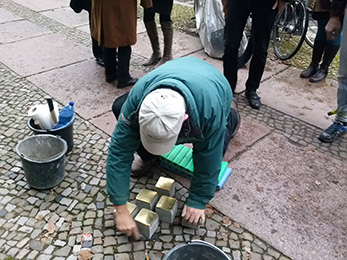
[337,13,347,122]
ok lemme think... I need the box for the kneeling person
[107,57,240,239]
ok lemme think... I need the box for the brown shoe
[131,157,156,177]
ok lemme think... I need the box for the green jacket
[106,57,233,209]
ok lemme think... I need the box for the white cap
[139,88,186,155]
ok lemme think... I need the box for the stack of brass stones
[129,176,178,239]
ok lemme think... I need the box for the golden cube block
[155,195,178,223]
[135,189,158,211]
[134,208,159,239]
[154,176,175,197]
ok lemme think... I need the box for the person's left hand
[182,205,206,225]
[273,0,287,14]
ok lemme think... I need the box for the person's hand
[273,0,287,14]
[326,16,341,41]
[114,205,141,240]
[182,205,206,225]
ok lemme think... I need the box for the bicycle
[272,0,309,60]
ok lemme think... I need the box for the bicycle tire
[273,0,309,60]
[305,9,317,48]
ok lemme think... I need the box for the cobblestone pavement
[1,0,346,260]
[0,62,291,260]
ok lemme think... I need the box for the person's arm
[114,204,140,240]
[106,98,141,239]
[326,0,347,40]
[184,124,225,224]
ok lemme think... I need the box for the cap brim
[140,129,177,156]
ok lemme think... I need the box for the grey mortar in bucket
[16,134,68,189]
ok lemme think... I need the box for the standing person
[69,0,104,66]
[318,0,347,142]
[222,0,287,109]
[108,57,240,239]
[142,0,174,67]
[300,0,342,83]
[91,1,151,87]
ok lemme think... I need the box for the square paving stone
[27,59,145,120]
[0,20,51,44]
[10,0,68,12]
[211,133,347,260]
[0,33,90,76]
[258,67,337,129]
[41,7,89,27]
[0,8,22,23]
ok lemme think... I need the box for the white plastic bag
[194,0,248,59]
[194,0,225,58]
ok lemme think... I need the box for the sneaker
[318,121,347,143]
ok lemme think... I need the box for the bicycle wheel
[305,9,317,48]
[273,0,309,60]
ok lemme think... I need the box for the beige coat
[91,0,152,48]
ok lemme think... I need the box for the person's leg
[155,12,173,67]
[223,0,250,93]
[222,100,241,156]
[143,8,161,66]
[238,27,255,69]
[310,17,341,83]
[300,18,327,78]
[117,46,138,88]
[319,15,347,142]
[104,47,118,83]
[244,0,276,109]
[112,92,129,119]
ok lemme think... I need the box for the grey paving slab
[0,20,51,44]
[133,29,203,61]
[90,112,117,137]
[76,24,90,34]
[211,133,347,260]
[223,112,271,163]
[0,8,23,23]
[258,67,337,129]
[41,7,89,28]
[0,33,91,76]
[27,59,146,120]
[10,0,68,12]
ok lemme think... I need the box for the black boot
[104,47,118,83]
[143,21,161,66]
[300,40,325,78]
[310,43,340,83]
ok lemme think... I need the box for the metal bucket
[163,240,231,260]
[16,134,67,189]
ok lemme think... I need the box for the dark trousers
[223,0,277,93]
[104,46,131,83]
[112,93,239,161]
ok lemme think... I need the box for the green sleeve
[106,102,141,205]
[186,124,225,209]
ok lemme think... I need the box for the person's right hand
[325,16,341,41]
[114,204,141,240]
